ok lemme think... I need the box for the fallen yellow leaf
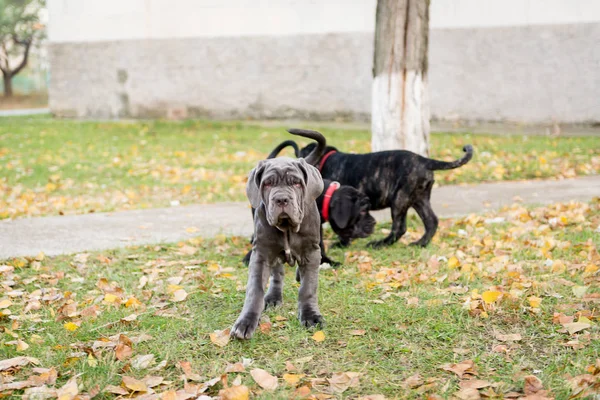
[528,296,542,308]
[63,322,79,332]
[312,331,325,342]
[219,385,250,400]
[482,291,502,304]
[448,256,460,268]
[122,376,148,393]
[283,373,305,386]
[125,297,143,308]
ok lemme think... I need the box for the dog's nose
[274,196,289,207]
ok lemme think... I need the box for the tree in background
[372,0,430,156]
[0,0,45,97]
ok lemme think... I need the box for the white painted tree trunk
[371,0,430,157]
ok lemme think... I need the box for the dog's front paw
[409,239,429,248]
[230,312,260,339]
[332,240,350,249]
[321,256,341,267]
[264,294,283,309]
[367,239,386,248]
[299,309,325,329]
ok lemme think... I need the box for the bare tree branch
[11,39,32,76]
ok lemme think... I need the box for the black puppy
[293,132,473,248]
[243,132,376,266]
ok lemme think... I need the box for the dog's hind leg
[410,182,438,247]
[264,261,284,308]
[368,193,410,248]
[410,197,438,247]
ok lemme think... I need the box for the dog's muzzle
[266,192,303,232]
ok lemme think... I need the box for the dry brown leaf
[328,372,360,393]
[121,313,138,322]
[115,343,133,361]
[104,384,129,395]
[56,377,79,400]
[495,333,522,342]
[294,385,312,398]
[225,362,245,373]
[349,329,367,336]
[403,373,423,389]
[0,356,39,371]
[122,376,148,393]
[250,368,278,391]
[459,379,492,390]
[172,289,188,302]
[441,360,477,379]
[177,245,197,255]
[210,329,231,347]
[259,321,272,334]
[523,375,544,395]
[455,387,481,400]
[492,344,509,353]
[358,396,386,400]
[143,376,164,388]
[285,361,297,372]
[219,385,250,400]
[0,380,37,392]
[563,322,591,335]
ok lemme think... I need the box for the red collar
[318,150,336,171]
[321,181,340,222]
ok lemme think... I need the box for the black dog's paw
[264,294,283,309]
[242,250,252,266]
[321,256,341,267]
[367,239,386,248]
[230,312,260,339]
[299,309,325,329]
[409,239,429,248]
[331,240,350,249]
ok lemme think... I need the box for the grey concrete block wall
[49,33,374,121]
[49,22,600,123]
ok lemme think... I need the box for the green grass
[1,200,598,398]
[1,116,599,219]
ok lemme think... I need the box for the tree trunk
[372,0,430,156]
[3,72,13,97]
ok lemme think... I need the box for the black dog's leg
[368,193,409,248]
[410,188,438,247]
[242,207,257,265]
[319,225,340,266]
[331,237,351,248]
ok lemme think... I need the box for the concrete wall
[47,0,600,123]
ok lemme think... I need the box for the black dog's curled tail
[424,145,474,171]
[287,128,326,166]
[266,140,300,159]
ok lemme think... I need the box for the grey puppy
[231,156,324,339]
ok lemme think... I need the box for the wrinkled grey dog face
[247,157,322,232]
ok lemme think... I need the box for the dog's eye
[292,180,301,187]
[263,181,273,188]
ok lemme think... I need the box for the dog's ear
[329,193,355,229]
[296,158,323,204]
[246,160,266,208]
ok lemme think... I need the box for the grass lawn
[1,116,599,220]
[1,199,598,399]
